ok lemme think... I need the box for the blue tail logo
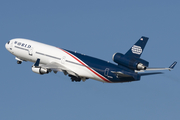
[131,45,142,55]
[125,36,149,58]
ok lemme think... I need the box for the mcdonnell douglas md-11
[5,36,177,83]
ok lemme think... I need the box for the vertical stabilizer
[125,36,149,58]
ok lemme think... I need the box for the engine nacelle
[136,63,146,70]
[112,53,148,70]
[32,66,49,75]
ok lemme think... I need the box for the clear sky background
[1,0,180,120]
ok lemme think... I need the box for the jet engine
[112,53,149,70]
[32,66,49,75]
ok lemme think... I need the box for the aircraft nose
[5,41,10,51]
[5,43,8,50]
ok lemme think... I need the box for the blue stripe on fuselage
[64,49,138,82]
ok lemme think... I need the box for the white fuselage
[5,38,110,83]
[6,36,176,83]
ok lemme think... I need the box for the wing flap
[40,62,78,77]
[139,72,163,76]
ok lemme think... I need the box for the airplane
[5,36,177,83]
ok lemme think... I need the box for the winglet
[34,58,40,67]
[169,61,177,70]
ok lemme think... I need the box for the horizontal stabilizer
[139,72,163,76]
[111,71,141,80]
[111,71,132,77]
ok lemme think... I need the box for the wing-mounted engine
[31,58,50,75]
[32,66,50,75]
[112,53,149,70]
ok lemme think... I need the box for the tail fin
[125,36,149,58]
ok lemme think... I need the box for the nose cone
[5,41,11,52]
[5,43,8,50]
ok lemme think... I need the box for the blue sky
[1,0,180,120]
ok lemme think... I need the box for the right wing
[146,61,177,71]
[135,61,177,76]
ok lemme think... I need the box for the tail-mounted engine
[32,66,50,75]
[112,53,149,70]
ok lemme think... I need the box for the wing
[135,61,177,76]
[39,61,78,77]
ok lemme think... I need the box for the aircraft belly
[63,57,105,82]
[59,49,111,83]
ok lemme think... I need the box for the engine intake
[112,53,148,70]
[32,66,49,75]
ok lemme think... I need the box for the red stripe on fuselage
[58,48,111,83]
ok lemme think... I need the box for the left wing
[35,59,79,77]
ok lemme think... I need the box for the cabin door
[28,47,33,56]
[104,68,109,76]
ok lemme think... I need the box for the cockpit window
[7,41,10,44]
